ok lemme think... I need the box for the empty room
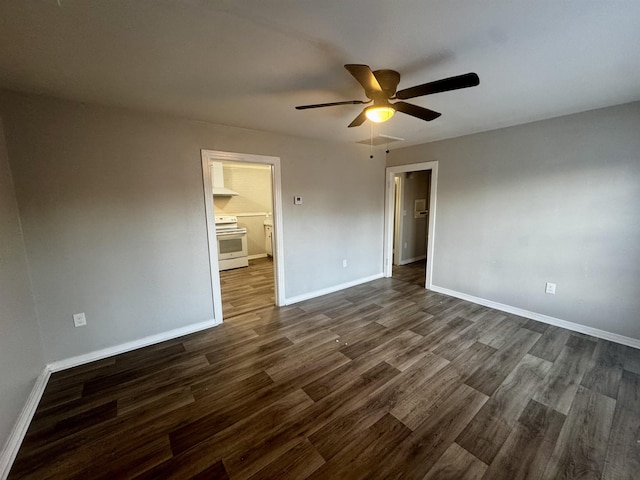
[1,1,639,479]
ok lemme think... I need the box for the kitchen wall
[398,170,430,265]
[0,90,385,364]
[0,117,45,455]
[213,162,272,257]
[388,101,640,341]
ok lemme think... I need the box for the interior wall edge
[0,366,50,480]
[0,112,48,479]
[431,284,640,349]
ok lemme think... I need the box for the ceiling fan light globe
[365,106,395,123]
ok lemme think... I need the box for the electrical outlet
[294,196,302,205]
[545,282,556,295]
[73,312,87,327]
[342,259,348,268]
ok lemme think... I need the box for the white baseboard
[248,253,268,260]
[0,367,51,480]
[284,273,384,306]
[398,255,426,266]
[0,318,221,478]
[47,318,221,372]
[430,285,640,350]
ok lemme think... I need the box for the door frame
[201,149,285,322]
[393,175,404,266]
[384,161,438,289]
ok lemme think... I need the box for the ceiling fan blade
[295,100,368,110]
[393,101,441,121]
[344,64,383,95]
[395,72,479,100]
[348,108,368,128]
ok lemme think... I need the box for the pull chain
[369,122,374,159]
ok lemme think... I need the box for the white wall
[399,171,430,264]
[214,163,272,257]
[0,91,385,364]
[0,117,44,450]
[214,163,272,215]
[388,102,640,341]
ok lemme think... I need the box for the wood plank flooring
[220,257,275,317]
[9,261,640,479]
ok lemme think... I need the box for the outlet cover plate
[73,312,87,327]
[545,282,556,295]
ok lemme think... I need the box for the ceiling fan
[295,64,479,127]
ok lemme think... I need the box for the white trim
[393,175,404,266]
[284,273,384,305]
[47,319,219,372]
[222,162,271,171]
[0,317,220,478]
[430,285,640,350]
[248,253,268,260]
[0,367,51,480]
[233,212,269,217]
[201,154,224,321]
[270,162,286,307]
[201,150,285,313]
[384,162,438,289]
[1,315,222,477]
[398,255,426,266]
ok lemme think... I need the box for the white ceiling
[1,0,639,148]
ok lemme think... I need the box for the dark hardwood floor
[9,263,640,479]
[220,257,275,317]
[392,260,426,287]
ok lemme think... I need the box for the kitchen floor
[220,256,275,318]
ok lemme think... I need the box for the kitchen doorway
[201,150,285,323]
[384,161,438,289]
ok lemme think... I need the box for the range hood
[211,162,239,196]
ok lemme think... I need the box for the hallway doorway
[384,161,438,289]
[392,170,431,267]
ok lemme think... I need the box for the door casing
[384,161,438,289]
[201,149,285,322]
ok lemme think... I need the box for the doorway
[393,170,431,265]
[384,161,438,289]
[201,150,285,324]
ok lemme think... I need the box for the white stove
[215,215,248,233]
[214,215,248,270]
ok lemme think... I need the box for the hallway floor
[392,260,426,287]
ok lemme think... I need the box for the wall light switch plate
[294,196,302,205]
[545,282,556,295]
[73,312,87,327]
